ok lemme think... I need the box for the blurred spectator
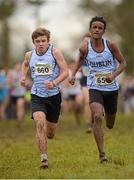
[0,66,9,120]
[80,62,92,133]
[123,75,134,114]
[61,60,83,125]
[7,61,26,128]
[24,77,32,112]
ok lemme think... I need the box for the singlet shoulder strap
[26,50,33,63]
[50,45,57,70]
[105,39,115,58]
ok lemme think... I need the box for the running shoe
[99,152,108,163]
[40,154,48,169]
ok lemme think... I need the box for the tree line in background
[0,0,46,67]
[0,0,133,74]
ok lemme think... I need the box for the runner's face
[90,21,105,39]
[33,35,49,54]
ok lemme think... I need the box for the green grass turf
[0,112,134,179]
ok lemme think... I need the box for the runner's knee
[36,120,45,132]
[93,113,103,124]
[47,132,55,139]
[106,123,114,129]
[106,115,115,129]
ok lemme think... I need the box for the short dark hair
[89,16,106,30]
[32,28,51,42]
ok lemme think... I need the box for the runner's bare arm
[109,41,126,78]
[106,41,127,82]
[72,37,88,77]
[52,48,68,85]
[20,51,32,87]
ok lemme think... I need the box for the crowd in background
[0,60,134,128]
[121,75,134,114]
[0,61,31,128]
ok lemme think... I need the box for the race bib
[94,72,112,86]
[35,63,52,75]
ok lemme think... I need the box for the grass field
[0,111,134,179]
